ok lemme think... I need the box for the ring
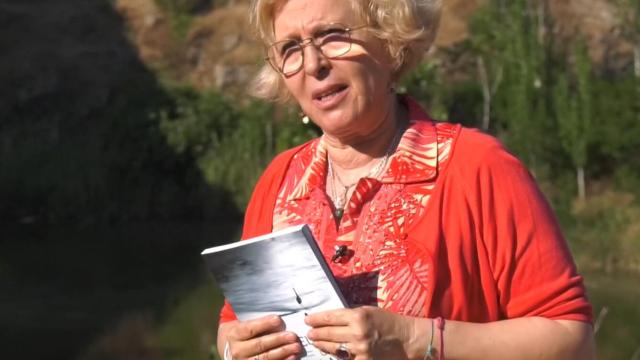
[336,342,352,359]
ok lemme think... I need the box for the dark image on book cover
[202,225,347,359]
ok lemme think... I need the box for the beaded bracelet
[424,317,445,360]
[424,318,436,359]
[436,317,445,360]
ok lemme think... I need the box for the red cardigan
[220,126,592,324]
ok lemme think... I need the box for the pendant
[335,208,344,220]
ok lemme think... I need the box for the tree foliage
[469,0,551,168]
[553,40,593,199]
[158,87,316,208]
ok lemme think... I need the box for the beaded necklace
[326,125,403,221]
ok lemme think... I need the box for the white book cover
[201,224,347,359]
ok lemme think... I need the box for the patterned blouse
[271,100,457,317]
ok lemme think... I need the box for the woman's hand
[305,306,423,360]
[222,315,303,360]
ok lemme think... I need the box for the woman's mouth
[312,85,349,109]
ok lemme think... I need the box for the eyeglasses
[266,24,368,76]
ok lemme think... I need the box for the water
[0,221,241,360]
[1,223,637,359]
[584,271,640,359]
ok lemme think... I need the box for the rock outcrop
[113,0,634,92]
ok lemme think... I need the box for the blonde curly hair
[248,0,441,102]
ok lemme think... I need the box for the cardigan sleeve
[454,129,593,323]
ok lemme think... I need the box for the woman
[217,0,596,359]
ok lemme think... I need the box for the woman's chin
[317,120,363,141]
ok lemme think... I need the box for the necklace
[327,125,403,220]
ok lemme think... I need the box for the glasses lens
[268,41,303,75]
[282,53,303,75]
[319,30,352,58]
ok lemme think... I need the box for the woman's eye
[319,28,349,43]
[319,27,348,38]
[280,42,299,56]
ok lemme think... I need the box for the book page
[202,225,345,359]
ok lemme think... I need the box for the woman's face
[273,0,395,140]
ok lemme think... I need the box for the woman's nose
[303,44,330,76]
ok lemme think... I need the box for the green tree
[159,87,315,208]
[615,0,640,122]
[399,60,448,120]
[468,2,506,131]
[591,76,640,173]
[159,88,261,207]
[469,0,553,170]
[553,40,593,200]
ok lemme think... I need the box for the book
[201,224,347,359]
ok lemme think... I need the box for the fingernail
[287,343,303,354]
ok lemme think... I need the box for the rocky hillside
[0,0,634,222]
[553,0,635,71]
[113,0,633,92]
[1,0,632,118]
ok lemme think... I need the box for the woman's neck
[323,97,406,179]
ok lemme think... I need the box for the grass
[0,221,237,360]
[157,280,223,360]
[2,222,637,359]
[583,271,640,359]
[151,270,640,360]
